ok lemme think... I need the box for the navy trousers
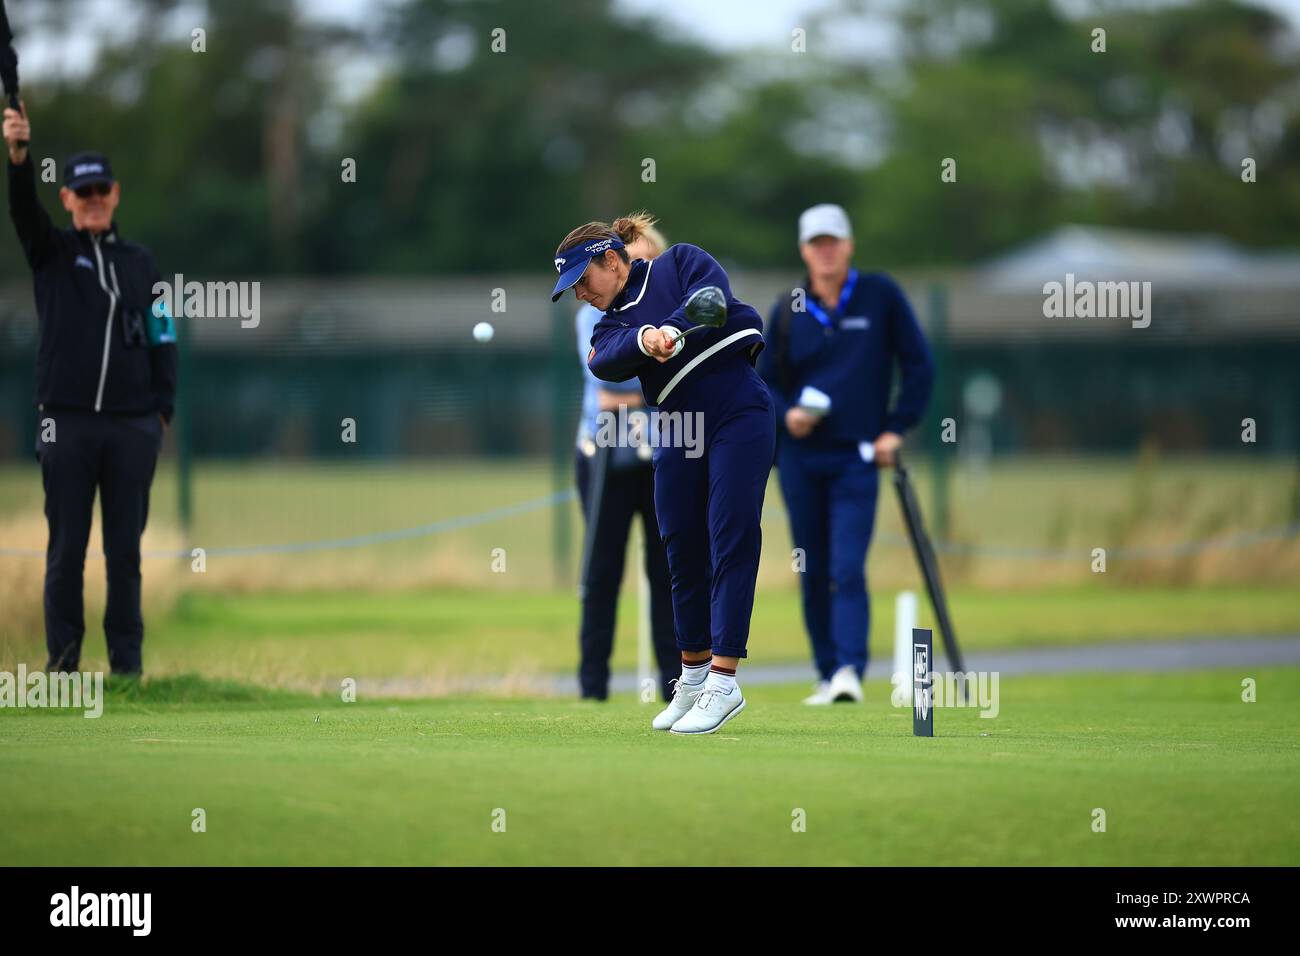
[652,358,775,660]
[776,441,879,680]
[36,408,162,675]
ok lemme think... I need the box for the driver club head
[684,285,727,328]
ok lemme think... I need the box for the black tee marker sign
[913,627,934,737]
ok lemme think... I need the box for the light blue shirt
[575,303,643,449]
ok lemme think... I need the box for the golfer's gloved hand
[641,326,683,362]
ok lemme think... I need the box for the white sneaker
[669,683,746,735]
[828,665,863,703]
[652,678,705,730]
[803,680,835,705]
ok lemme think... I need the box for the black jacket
[8,157,177,422]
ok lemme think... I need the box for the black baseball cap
[64,152,115,190]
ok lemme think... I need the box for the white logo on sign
[913,644,930,721]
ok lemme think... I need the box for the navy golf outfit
[758,270,933,680]
[586,243,775,660]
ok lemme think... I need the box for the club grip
[8,92,26,147]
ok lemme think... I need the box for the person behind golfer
[4,101,176,676]
[552,216,774,734]
[758,204,933,704]
[573,215,679,702]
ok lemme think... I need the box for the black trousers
[575,448,679,701]
[37,409,162,674]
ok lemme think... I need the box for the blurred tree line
[2,0,1296,278]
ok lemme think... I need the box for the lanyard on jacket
[805,269,858,329]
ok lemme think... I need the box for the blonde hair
[555,211,666,259]
[612,211,666,257]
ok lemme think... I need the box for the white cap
[798,204,853,244]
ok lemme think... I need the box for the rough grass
[1,585,1297,690]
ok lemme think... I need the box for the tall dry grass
[0,514,186,669]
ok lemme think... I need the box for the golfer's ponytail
[611,211,666,256]
[555,211,665,261]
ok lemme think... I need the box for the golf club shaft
[666,325,708,347]
[893,453,969,698]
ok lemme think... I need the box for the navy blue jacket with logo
[757,271,933,447]
[7,157,177,422]
[586,243,764,411]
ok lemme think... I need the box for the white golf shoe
[669,683,746,735]
[803,680,835,705]
[828,665,864,703]
[652,678,705,730]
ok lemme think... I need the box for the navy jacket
[586,244,764,412]
[8,156,177,422]
[758,271,933,447]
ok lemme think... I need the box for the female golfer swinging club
[551,214,775,734]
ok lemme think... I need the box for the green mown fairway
[2,669,1296,866]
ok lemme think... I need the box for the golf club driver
[666,285,727,346]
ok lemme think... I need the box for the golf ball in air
[473,321,494,343]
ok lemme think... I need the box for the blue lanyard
[805,269,858,329]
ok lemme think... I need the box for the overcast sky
[618,0,1300,47]
[11,0,1300,82]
